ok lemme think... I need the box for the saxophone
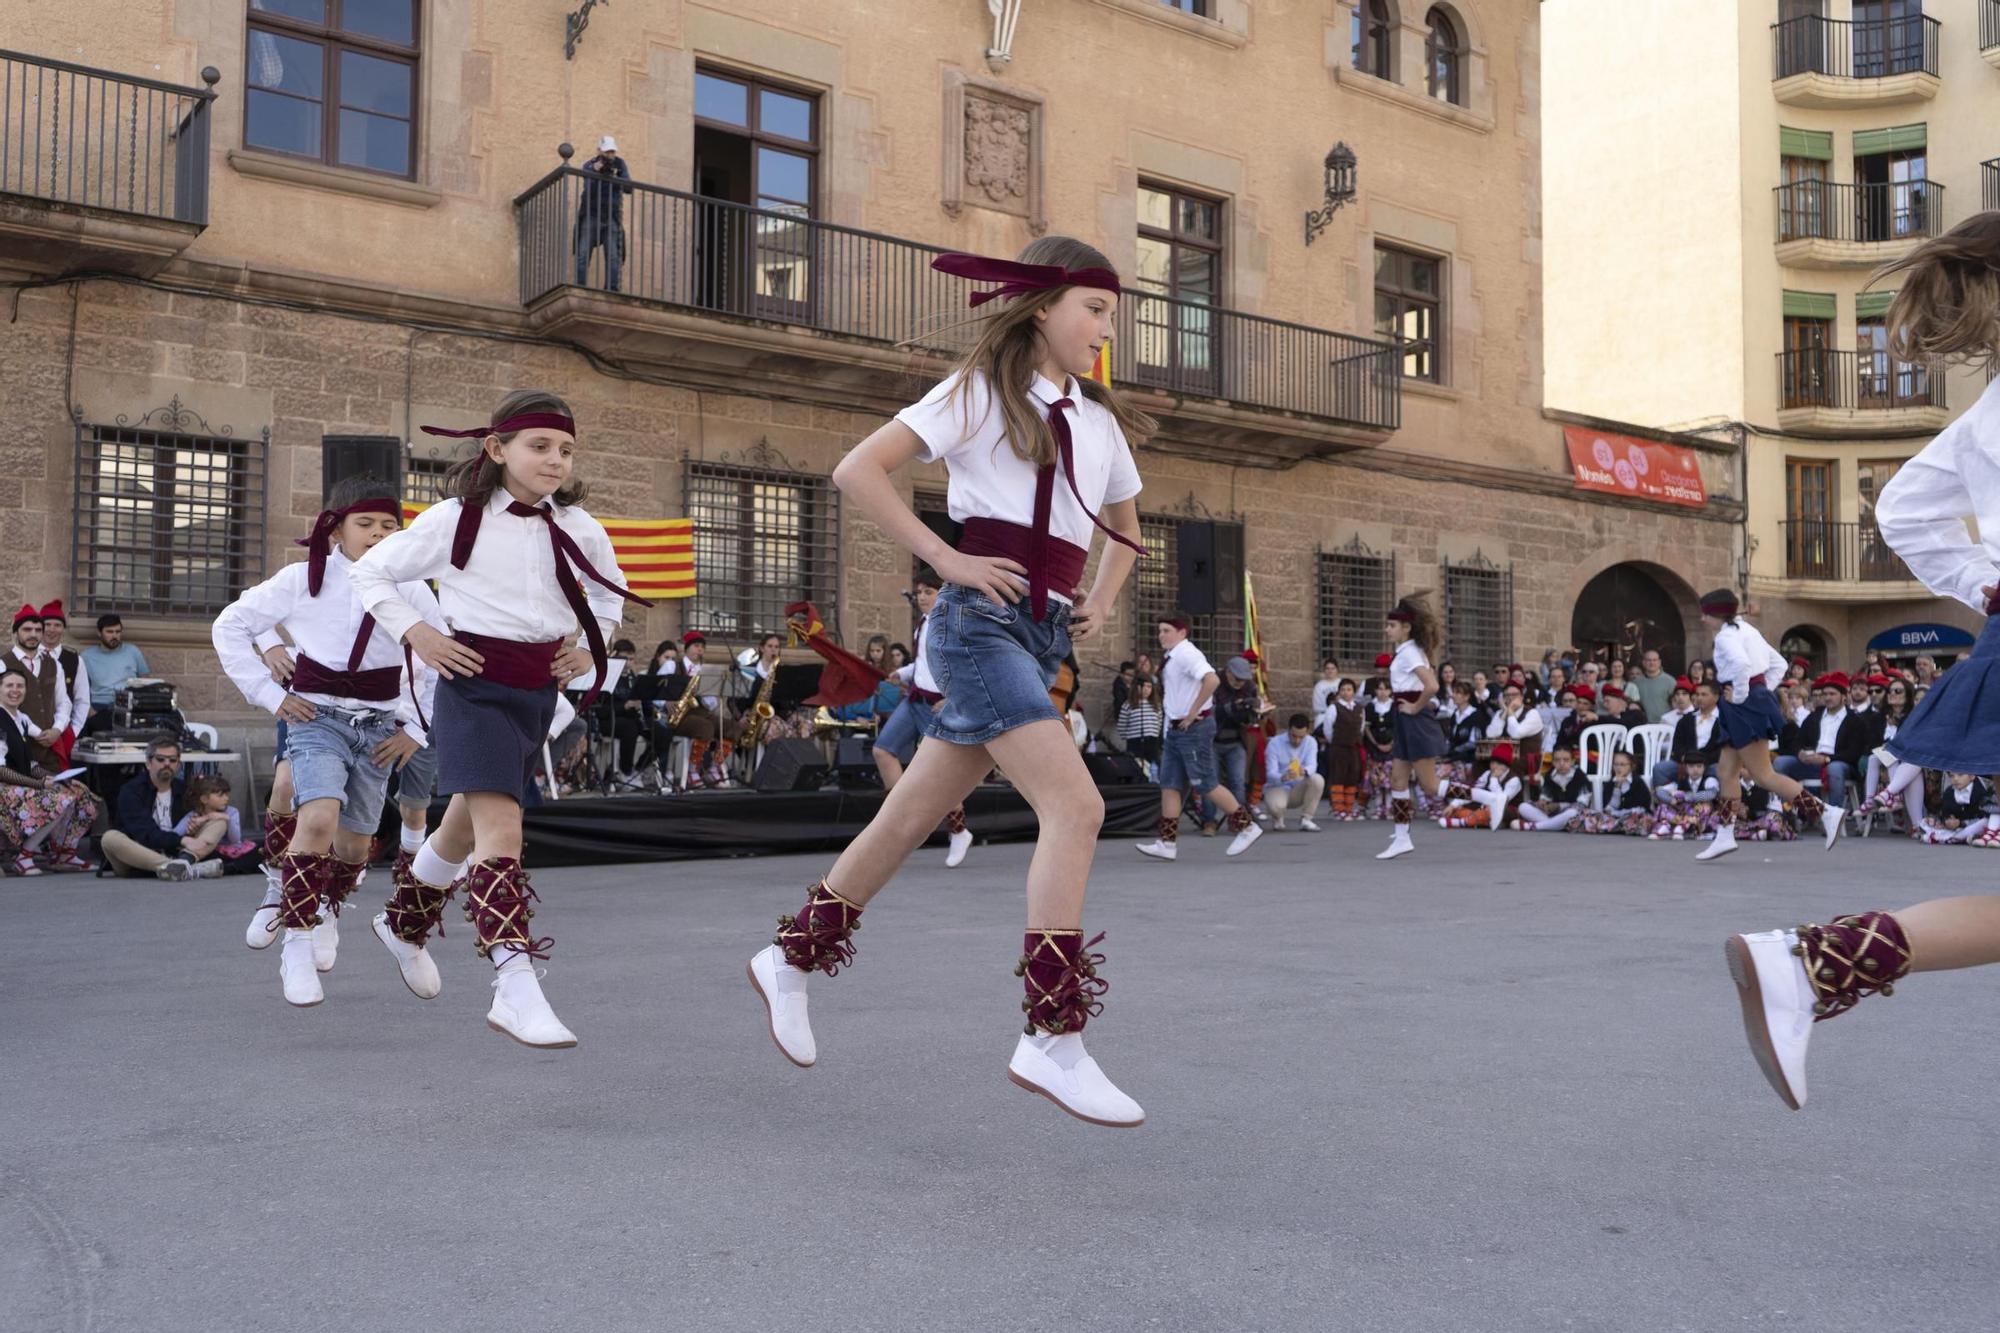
[739,664,777,748]
[666,665,702,728]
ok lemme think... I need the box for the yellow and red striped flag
[401,503,696,600]
[1087,344,1111,386]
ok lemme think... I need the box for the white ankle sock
[1030,1031,1087,1070]
[493,948,531,976]
[411,839,465,888]
[399,824,425,853]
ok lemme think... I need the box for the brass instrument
[813,706,877,733]
[666,665,702,728]
[739,665,778,749]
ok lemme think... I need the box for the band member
[353,389,647,1047]
[665,630,731,789]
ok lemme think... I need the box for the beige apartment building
[1546,0,1994,671]
[0,0,1739,747]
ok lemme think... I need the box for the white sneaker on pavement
[486,963,577,1048]
[1376,827,1414,860]
[372,913,441,1000]
[1299,817,1320,832]
[945,828,973,869]
[311,910,339,972]
[1820,804,1845,850]
[1697,824,1739,861]
[747,944,815,1066]
[155,858,193,882]
[245,902,282,949]
[190,859,224,879]
[1225,821,1264,857]
[279,931,323,1007]
[1724,929,1814,1110]
[1135,839,1177,861]
[1007,1032,1144,1127]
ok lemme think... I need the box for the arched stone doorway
[1571,563,1692,674]
[1780,624,1831,676]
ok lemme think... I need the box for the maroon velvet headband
[1387,606,1416,623]
[931,252,1122,308]
[420,412,576,439]
[296,496,403,595]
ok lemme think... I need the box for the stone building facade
[2,0,1738,758]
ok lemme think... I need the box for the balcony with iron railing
[1777,518,1917,592]
[1984,157,2000,213]
[0,49,218,276]
[1982,0,2000,65]
[515,160,1403,461]
[1774,178,1944,268]
[1776,348,1949,435]
[1770,14,1941,107]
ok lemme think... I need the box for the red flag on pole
[785,602,886,707]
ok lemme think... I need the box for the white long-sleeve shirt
[212,548,443,743]
[1711,620,1785,702]
[1485,706,1545,742]
[1874,375,2000,611]
[350,490,627,650]
[52,650,88,728]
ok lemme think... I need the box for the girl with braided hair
[746,236,1153,1127]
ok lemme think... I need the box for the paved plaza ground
[5,822,1999,1332]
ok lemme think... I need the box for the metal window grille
[684,458,840,643]
[1442,551,1515,671]
[1135,514,1245,660]
[1316,538,1395,670]
[403,436,473,507]
[70,399,268,618]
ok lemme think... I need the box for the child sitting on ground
[1514,744,1591,830]
[174,773,261,871]
[1650,755,1719,841]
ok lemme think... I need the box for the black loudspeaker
[322,435,405,506]
[1211,523,1244,618]
[834,735,881,790]
[1176,520,1216,615]
[1085,752,1148,785]
[754,739,830,793]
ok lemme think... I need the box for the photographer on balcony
[575,134,632,294]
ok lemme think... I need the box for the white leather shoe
[1299,817,1320,832]
[1725,929,1813,1109]
[747,944,815,1067]
[945,828,973,869]
[1135,839,1177,861]
[372,913,441,1000]
[486,965,577,1048]
[245,903,282,949]
[1225,821,1264,857]
[1376,828,1414,860]
[1697,824,1738,861]
[1007,1032,1144,1127]
[1820,804,1845,850]
[311,909,339,973]
[279,931,323,1007]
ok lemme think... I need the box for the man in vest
[36,601,87,764]
[8,604,70,768]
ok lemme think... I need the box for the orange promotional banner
[402,504,697,599]
[1562,426,1707,509]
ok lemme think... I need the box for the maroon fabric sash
[1393,691,1424,704]
[958,519,1088,620]
[455,633,563,692]
[290,613,400,703]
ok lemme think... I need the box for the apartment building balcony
[1774,179,1943,269]
[1984,157,1999,212]
[1771,518,1922,601]
[1770,15,1940,108]
[514,164,1402,465]
[1776,349,1949,436]
[0,49,217,277]
[1982,0,2000,69]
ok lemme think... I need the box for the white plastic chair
[1579,722,1628,808]
[183,721,219,751]
[1623,723,1673,783]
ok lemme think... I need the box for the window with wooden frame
[1351,0,1396,80]
[692,66,820,322]
[244,0,419,178]
[1425,6,1465,105]
[1374,244,1443,384]
[1134,181,1225,396]
[1785,457,1836,579]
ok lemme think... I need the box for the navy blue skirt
[1717,682,1785,749]
[434,674,558,804]
[1887,615,2000,771]
[1391,707,1449,762]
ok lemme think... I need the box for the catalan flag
[1087,343,1111,386]
[402,503,696,600]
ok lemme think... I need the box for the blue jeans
[874,696,935,764]
[1776,756,1854,808]
[1158,716,1221,794]
[922,586,1069,745]
[575,214,623,291]
[1215,740,1249,808]
[284,705,400,834]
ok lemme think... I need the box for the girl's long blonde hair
[1875,212,2000,371]
[943,236,1158,467]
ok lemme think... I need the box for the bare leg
[430,793,475,862]
[466,791,524,861]
[289,796,343,855]
[1892,896,2000,972]
[874,748,906,790]
[1737,742,1805,802]
[268,759,295,818]
[822,738,998,906]
[984,719,1105,931]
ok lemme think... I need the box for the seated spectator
[78,612,148,738]
[173,773,260,871]
[1118,676,1164,772]
[1598,684,1634,728]
[0,665,99,873]
[1775,673,1868,809]
[1568,749,1652,835]
[1439,744,1521,831]
[1734,776,1797,843]
[1658,679,1721,789]
[101,734,223,881]
[1485,681,1544,765]
[1262,712,1325,832]
[1553,685,1593,757]
[1514,744,1591,831]
[1920,772,1992,845]
[1442,681,1489,765]
[1649,757,1719,841]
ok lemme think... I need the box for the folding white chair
[1623,723,1673,784]
[1579,722,1627,809]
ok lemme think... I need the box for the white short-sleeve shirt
[1389,641,1430,693]
[895,369,1143,602]
[1159,638,1217,723]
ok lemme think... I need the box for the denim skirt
[922,585,1070,746]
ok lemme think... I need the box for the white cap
[598,135,618,152]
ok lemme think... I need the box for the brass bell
[1860,957,1877,970]
[1819,967,1834,980]
[1790,944,1806,957]
[1812,1001,1829,1015]
[1880,983,1895,996]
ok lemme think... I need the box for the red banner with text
[1563,426,1706,508]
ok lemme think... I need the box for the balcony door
[1779,155,1829,240]
[1134,182,1224,397]
[1857,459,1905,579]
[1855,144,1927,241]
[1786,458,1836,580]
[1782,315,1831,407]
[1856,316,1930,407]
[1853,0,1926,78]
[1776,0,1826,77]
[692,68,818,323]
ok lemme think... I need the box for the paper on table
[51,767,86,782]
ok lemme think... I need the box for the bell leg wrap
[265,810,297,863]
[460,857,552,963]
[1156,815,1178,845]
[276,851,328,931]
[775,879,863,976]
[383,854,456,948]
[945,806,968,837]
[1794,911,1911,1022]
[1227,806,1252,834]
[1793,790,1825,823]
[1017,929,1109,1036]
[320,856,368,919]
[1390,793,1414,827]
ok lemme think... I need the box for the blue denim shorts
[922,585,1070,746]
[395,739,439,808]
[874,696,935,763]
[1158,715,1221,793]
[286,705,400,833]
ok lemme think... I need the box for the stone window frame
[941,70,1046,234]
[1330,0,1495,134]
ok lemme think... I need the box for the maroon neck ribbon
[296,497,404,596]
[931,252,1122,308]
[503,500,652,710]
[1022,397,1147,621]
